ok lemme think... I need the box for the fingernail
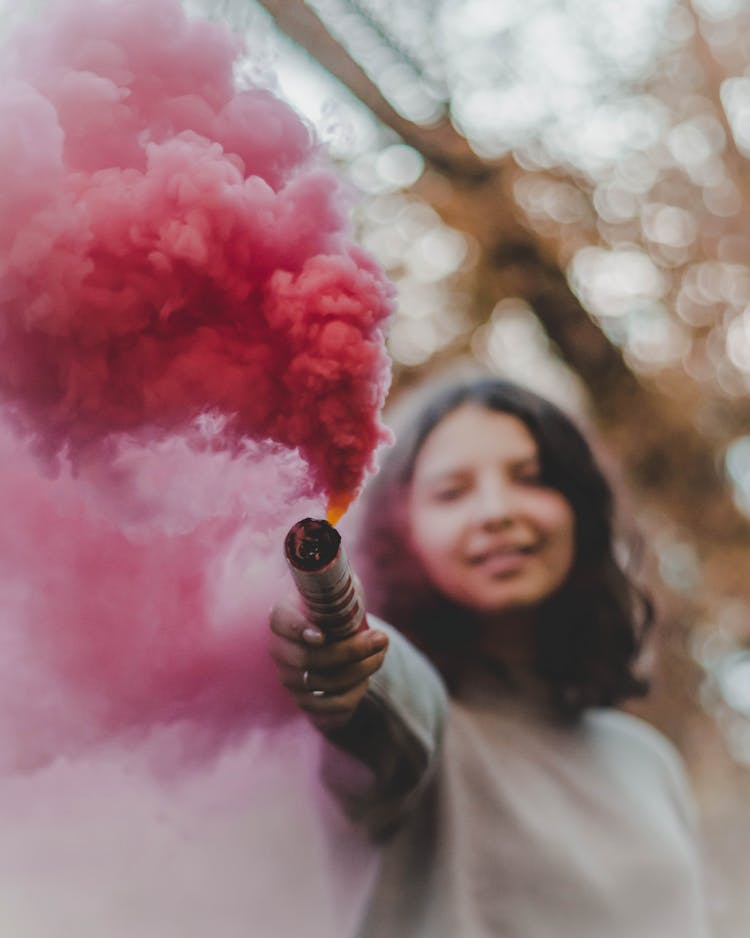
[303,627,324,644]
[370,631,388,652]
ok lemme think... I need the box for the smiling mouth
[468,544,536,565]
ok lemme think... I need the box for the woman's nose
[475,476,515,528]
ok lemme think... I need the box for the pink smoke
[0,0,398,773]
[0,413,326,771]
[0,0,393,506]
[0,0,396,916]
[0,4,388,929]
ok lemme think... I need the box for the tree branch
[254,0,492,182]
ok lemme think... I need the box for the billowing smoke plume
[0,0,393,505]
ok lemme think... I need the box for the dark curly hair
[355,377,652,717]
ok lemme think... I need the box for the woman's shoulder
[583,708,697,825]
[583,708,687,778]
[584,708,680,762]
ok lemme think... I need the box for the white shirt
[325,621,712,938]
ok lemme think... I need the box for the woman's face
[407,403,576,617]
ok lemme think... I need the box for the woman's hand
[269,597,389,731]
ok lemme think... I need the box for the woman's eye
[432,485,467,502]
[517,470,542,486]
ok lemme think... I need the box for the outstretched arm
[269,603,447,838]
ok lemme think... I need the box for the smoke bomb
[285,518,368,640]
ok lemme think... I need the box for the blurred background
[191,0,750,932]
[3,0,745,930]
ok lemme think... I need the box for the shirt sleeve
[320,617,448,840]
[599,710,701,831]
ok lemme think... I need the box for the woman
[269,377,711,937]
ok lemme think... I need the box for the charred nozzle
[284,518,367,640]
[284,518,341,572]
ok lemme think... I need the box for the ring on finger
[303,669,326,697]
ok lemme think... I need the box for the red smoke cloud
[0,0,393,505]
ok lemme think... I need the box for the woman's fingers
[268,597,325,671]
[275,646,387,695]
[269,598,324,646]
[268,598,389,730]
[296,685,367,716]
[269,620,388,672]
[294,680,373,731]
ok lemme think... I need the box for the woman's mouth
[467,543,536,576]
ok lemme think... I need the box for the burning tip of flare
[326,493,352,527]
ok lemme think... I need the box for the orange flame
[326,492,352,527]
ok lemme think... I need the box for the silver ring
[303,669,326,697]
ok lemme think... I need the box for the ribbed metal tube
[284,518,367,640]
